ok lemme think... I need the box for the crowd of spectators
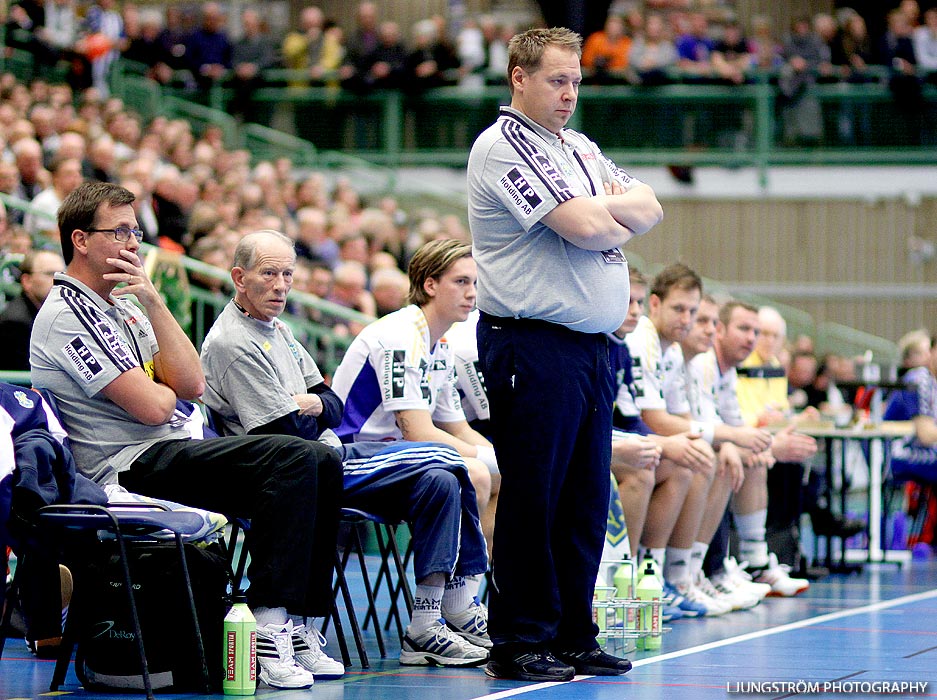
[0,65,476,354]
[5,1,937,100]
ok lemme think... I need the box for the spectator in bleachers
[23,153,82,239]
[832,10,874,77]
[295,206,338,267]
[4,0,58,71]
[28,102,58,163]
[87,132,116,182]
[712,22,751,84]
[340,1,380,89]
[82,0,124,97]
[12,137,48,203]
[813,13,840,71]
[787,350,821,411]
[749,15,783,71]
[0,163,23,224]
[42,0,77,58]
[360,20,407,91]
[0,248,64,370]
[628,12,679,84]
[156,3,191,74]
[900,0,923,29]
[122,9,174,85]
[370,265,409,317]
[404,18,459,92]
[328,259,374,335]
[676,12,716,78]
[230,8,277,123]
[581,14,632,83]
[779,16,832,146]
[878,7,924,144]
[914,7,937,78]
[282,6,325,76]
[457,16,509,88]
[185,2,232,95]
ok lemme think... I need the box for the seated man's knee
[464,456,492,499]
[658,458,693,488]
[414,467,462,507]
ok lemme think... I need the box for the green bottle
[223,595,257,695]
[636,561,663,650]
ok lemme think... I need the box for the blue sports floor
[2,558,936,700]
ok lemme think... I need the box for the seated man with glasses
[30,182,344,690]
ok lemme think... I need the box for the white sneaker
[674,579,731,617]
[292,624,345,679]
[721,556,772,600]
[443,597,492,648]
[748,553,810,597]
[399,618,489,667]
[700,570,759,611]
[256,621,316,689]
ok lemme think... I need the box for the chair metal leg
[173,534,210,694]
[113,528,156,700]
[380,525,413,643]
[333,548,369,668]
[350,521,385,658]
[329,556,352,668]
[0,547,16,660]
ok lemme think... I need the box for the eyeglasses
[86,226,144,243]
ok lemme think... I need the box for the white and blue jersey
[331,305,466,443]
[448,310,489,424]
[626,315,690,416]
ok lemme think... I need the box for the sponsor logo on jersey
[418,358,431,403]
[500,167,542,216]
[64,336,103,382]
[532,153,571,192]
[631,357,645,398]
[94,318,130,363]
[388,349,406,399]
[14,390,34,409]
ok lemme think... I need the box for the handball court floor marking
[3,561,937,700]
[471,585,937,700]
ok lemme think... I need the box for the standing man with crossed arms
[468,27,663,682]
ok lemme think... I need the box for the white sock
[664,547,693,586]
[690,542,709,579]
[252,606,288,628]
[410,583,444,635]
[289,614,316,630]
[442,576,474,616]
[465,574,482,600]
[735,510,769,568]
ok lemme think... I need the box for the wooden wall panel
[625,197,937,344]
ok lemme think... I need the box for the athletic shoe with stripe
[747,553,810,597]
[443,597,492,648]
[256,621,316,689]
[695,570,758,611]
[292,624,345,679]
[673,578,731,617]
[720,556,772,600]
[399,619,489,666]
[662,580,707,618]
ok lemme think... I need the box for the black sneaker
[553,647,632,676]
[485,649,575,682]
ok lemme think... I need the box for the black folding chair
[38,503,212,700]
